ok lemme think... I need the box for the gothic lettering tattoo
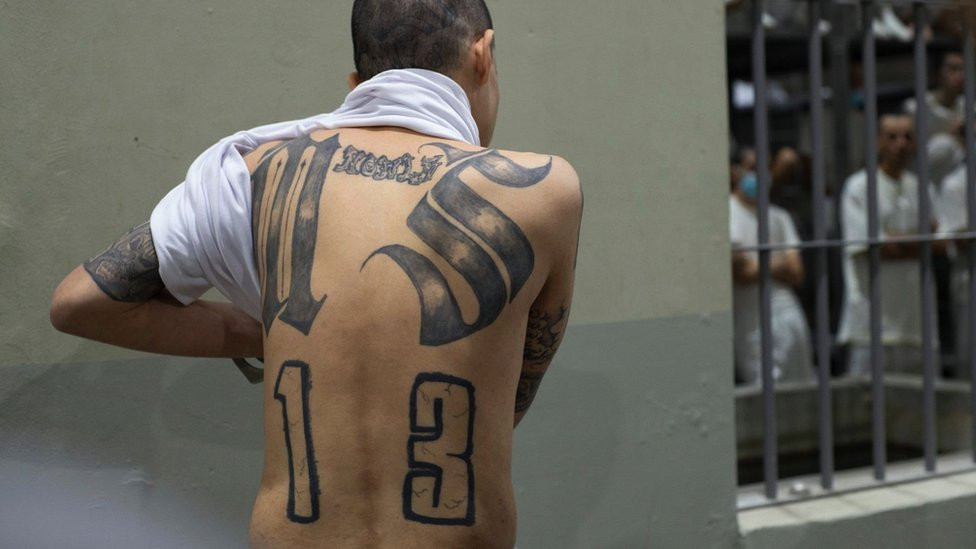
[333,144,443,185]
[516,306,567,413]
[251,134,341,335]
[404,372,476,525]
[274,361,321,524]
[366,144,552,345]
[83,221,164,302]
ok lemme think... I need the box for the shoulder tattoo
[83,221,164,302]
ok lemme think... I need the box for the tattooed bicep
[515,304,568,414]
[83,221,165,302]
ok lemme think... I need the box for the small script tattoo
[83,221,164,302]
[333,144,443,185]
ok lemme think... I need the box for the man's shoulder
[768,203,791,220]
[943,164,967,191]
[843,169,867,193]
[493,148,581,203]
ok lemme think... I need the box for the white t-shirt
[904,92,965,138]
[939,165,972,365]
[729,196,813,383]
[938,165,969,234]
[148,69,480,321]
[904,92,965,184]
[837,168,937,346]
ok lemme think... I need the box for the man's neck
[879,161,903,180]
[733,190,756,208]
[933,88,959,109]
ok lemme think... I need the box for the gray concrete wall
[0,1,735,547]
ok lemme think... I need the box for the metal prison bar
[742,0,976,503]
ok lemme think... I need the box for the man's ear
[347,71,362,90]
[472,29,495,84]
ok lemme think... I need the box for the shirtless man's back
[50,1,581,547]
[247,127,578,548]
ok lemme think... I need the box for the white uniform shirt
[904,92,966,184]
[729,196,813,383]
[938,165,969,234]
[837,168,937,346]
[938,165,972,366]
[904,92,965,138]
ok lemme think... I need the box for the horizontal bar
[835,0,976,6]
[732,231,976,253]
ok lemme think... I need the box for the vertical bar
[964,11,976,465]
[752,0,778,500]
[912,1,937,474]
[831,1,853,207]
[809,0,835,491]
[862,0,886,482]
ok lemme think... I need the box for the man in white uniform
[904,49,966,186]
[935,164,972,375]
[730,165,813,385]
[838,113,940,375]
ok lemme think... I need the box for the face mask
[739,171,758,200]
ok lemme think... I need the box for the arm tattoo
[83,221,164,302]
[515,371,544,414]
[523,306,567,364]
[516,306,568,413]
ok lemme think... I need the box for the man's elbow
[50,279,82,335]
[49,266,101,336]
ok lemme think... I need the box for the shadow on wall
[514,315,738,549]
[0,357,263,548]
[0,359,261,466]
[516,367,622,546]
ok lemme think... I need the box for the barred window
[727,0,976,507]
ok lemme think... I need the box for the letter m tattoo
[365,144,551,346]
[251,134,341,335]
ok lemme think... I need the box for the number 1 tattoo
[274,361,321,524]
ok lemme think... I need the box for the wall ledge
[738,464,976,548]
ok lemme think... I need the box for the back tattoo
[249,133,550,526]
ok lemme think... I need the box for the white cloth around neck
[149,69,480,320]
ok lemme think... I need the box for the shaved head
[351,0,493,81]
